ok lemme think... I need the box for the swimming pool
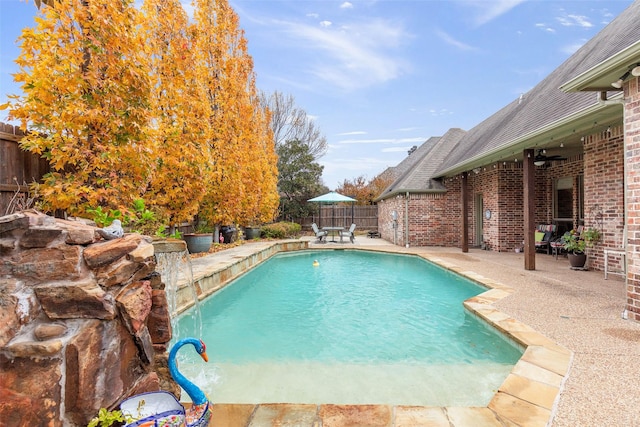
[174,250,522,406]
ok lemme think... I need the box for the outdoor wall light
[611,71,630,88]
[534,160,546,167]
[611,64,640,88]
[472,167,481,174]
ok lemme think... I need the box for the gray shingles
[379,128,466,198]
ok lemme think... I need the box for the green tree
[277,139,325,221]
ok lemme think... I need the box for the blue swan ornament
[120,338,211,427]
[168,338,212,427]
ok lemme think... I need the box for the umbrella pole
[351,203,354,225]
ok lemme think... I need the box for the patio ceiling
[435,97,623,177]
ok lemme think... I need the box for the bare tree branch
[260,90,327,160]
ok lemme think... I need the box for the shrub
[261,221,301,239]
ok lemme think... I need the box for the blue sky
[0,0,633,189]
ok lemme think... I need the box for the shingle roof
[386,136,440,181]
[434,0,640,176]
[378,128,466,199]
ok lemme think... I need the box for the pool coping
[175,241,572,426]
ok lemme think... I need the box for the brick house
[376,1,640,320]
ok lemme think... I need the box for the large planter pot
[183,233,213,254]
[243,227,261,240]
[568,252,587,269]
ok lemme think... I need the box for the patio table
[322,226,344,242]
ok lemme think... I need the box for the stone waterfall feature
[0,210,178,426]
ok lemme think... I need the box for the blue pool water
[175,250,522,406]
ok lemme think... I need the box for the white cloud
[338,131,367,136]
[320,20,332,28]
[463,0,527,26]
[339,137,426,145]
[382,146,414,153]
[556,14,593,28]
[281,18,411,90]
[434,29,477,52]
[535,23,556,33]
[340,2,353,9]
[428,108,453,116]
[307,13,320,19]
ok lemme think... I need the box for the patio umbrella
[308,191,357,227]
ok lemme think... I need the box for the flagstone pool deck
[184,237,640,426]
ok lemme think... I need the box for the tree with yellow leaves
[192,0,278,228]
[8,0,153,216]
[140,0,212,226]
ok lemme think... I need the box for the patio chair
[311,223,328,242]
[550,233,568,259]
[339,223,356,243]
[535,224,556,254]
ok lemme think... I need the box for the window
[554,177,573,220]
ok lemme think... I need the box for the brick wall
[378,190,460,247]
[378,195,406,245]
[583,126,625,271]
[625,75,640,321]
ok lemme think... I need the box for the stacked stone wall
[0,211,174,426]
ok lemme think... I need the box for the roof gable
[378,128,466,199]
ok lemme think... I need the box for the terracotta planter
[568,252,587,269]
[183,233,213,254]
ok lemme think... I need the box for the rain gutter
[559,41,640,92]
[374,188,446,203]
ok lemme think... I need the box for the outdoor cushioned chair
[535,224,556,254]
[339,223,356,243]
[311,223,328,242]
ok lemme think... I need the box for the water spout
[153,239,203,342]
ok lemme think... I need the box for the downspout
[598,92,628,303]
[405,191,409,248]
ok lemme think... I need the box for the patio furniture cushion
[535,224,556,254]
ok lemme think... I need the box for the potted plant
[562,227,601,269]
[242,224,262,240]
[183,220,214,254]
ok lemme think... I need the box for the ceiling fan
[534,149,566,165]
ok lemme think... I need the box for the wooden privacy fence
[0,123,49,215]
[0,121,380,230]
[298,205,378,231]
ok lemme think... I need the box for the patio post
[461,172,469,252]
[524,148,536,270]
